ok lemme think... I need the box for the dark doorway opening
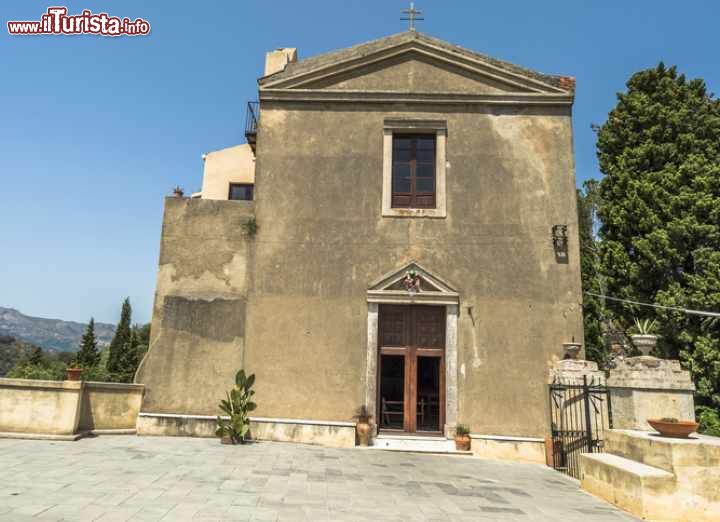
[417,356,441,432]
[379,355,405,430]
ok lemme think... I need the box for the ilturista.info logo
[7,6,150,36]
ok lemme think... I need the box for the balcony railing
[245,101,259,153]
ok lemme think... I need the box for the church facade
[135,30,583,460]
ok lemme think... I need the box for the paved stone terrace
[0,436,638,521]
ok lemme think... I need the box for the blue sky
[1,1,719,325]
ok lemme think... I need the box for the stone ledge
[0,378,83,391]
[137,412,356,448]
[88,428,137,435]
[0,431,85,441]
[85,381,145,392]
[470,434,545,443]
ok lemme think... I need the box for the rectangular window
[228,183,254,201]
[391,134,436,209]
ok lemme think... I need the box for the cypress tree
[75,318,100,368]
[116,329,139,383]
[596,63,720,410]
[107,298,132,376]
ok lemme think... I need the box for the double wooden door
[378,305,445,434]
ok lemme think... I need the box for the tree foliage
[106,298,132,379]
[595,63,720,410]
[6,344,68,380]
[74,318,100,368]
[577,180,608,365]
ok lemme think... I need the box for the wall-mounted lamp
[552,225,568,250]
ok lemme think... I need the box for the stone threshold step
[366,446,473,456]
[370,434,472,456]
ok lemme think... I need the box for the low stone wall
[0,378,83,438]
[79,382,145,432]
[137,412,356,448]
[0,377,144,439]
[580,429,720,521]
[471,434,546,464]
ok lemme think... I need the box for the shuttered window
[391,134,436,209]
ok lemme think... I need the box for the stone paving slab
[0,436,639,521]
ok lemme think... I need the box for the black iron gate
[549,375,612,478]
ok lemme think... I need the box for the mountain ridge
[0,306,115,352]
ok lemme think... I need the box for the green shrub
[697,406,720,437]
[7,361,66,381]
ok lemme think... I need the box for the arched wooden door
[377,304,445,434]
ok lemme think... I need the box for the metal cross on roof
[401,2,424,31]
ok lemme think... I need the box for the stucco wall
[0,378,83,435]
[247,102,582,437]
[135,198,255,414]
[200,144,255,200]
[0,378,144,436]
[78,381,144,431]
[302,54,527,94]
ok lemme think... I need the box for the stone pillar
[365,303,379,440]
[444,304,459,437]
[607,356,695,431]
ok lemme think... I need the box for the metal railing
[245,101,259,137]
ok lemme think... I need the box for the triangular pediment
[367,262,459,305]
[293,51,535,94]
[260,32,570,95]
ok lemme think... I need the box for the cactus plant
[216,369,256,444]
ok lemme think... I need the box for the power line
[585,291,720,318]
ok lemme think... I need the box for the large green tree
[106,298,132,378]
[577,180,608,365]
[596,63,720,410]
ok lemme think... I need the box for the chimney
[264,48,298,76]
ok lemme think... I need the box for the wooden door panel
[379,305,407,347]
[412,306,445,348]
[378,305,446,434]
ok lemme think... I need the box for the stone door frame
[365,262,459,438]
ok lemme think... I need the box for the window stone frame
[382,119,447,218]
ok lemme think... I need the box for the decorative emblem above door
[367,261,459,305]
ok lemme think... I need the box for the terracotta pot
[65,368,83,381]
[221,435,236,445]
[647,419,698,438]
[356,421,371,447]
[455,434,471,451]
[631,334,658,356]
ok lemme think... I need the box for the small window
[391,134,436,209]
[228,183,254,201]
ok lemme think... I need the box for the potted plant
[647,417,699,438]
[454,424,471,451]
[354,405,372,447]
[216,369,256,444]
[65,363,83,381]
[629,318,659,356]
